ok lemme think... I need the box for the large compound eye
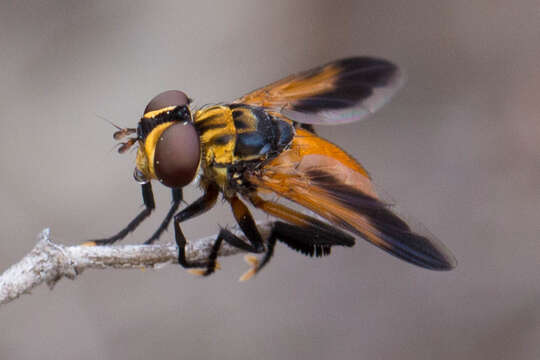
[144,90,190,115]
[154,122,200,188]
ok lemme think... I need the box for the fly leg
[174,185,219,269]
[87,182,155,245]
[242,194,355,278]
[144,188,182,244]
[200,196,266,277]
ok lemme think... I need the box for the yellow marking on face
[136,145,150,179]
[135,122,175,180]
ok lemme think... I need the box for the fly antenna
[96,114,122,130]
[96,114,137,140]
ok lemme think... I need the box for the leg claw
[187,268,206,276]
[239,255,260,282]
[187,261,221,276]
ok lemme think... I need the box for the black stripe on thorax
[211,134,234,145]
[195,112,228,133]
[196,121,227,133]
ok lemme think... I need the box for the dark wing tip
[284,56,405,124]
[333,56,401,87]
[429,245,457,271]
[305,168,456,271]
[354,205,457,271]
[389,232,457,271]
[350,214,457,271]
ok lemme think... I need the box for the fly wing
[247,129,456,270]
[234,57,404,125]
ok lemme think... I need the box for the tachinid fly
[86,57,456,280]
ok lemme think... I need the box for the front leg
[88,182,155,245]
[174,185,219,268]
[144,188,182,244]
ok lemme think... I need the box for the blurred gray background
[1,1,539,359]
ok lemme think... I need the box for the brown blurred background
[1,1,539,359]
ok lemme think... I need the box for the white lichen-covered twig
[0,223,272,306]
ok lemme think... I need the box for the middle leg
[201,196,266,276]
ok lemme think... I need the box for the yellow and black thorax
[193,104,294,196]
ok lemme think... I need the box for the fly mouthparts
[117,137,137,154]
[113,128,137,140]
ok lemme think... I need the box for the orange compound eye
[154,121,200,188]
